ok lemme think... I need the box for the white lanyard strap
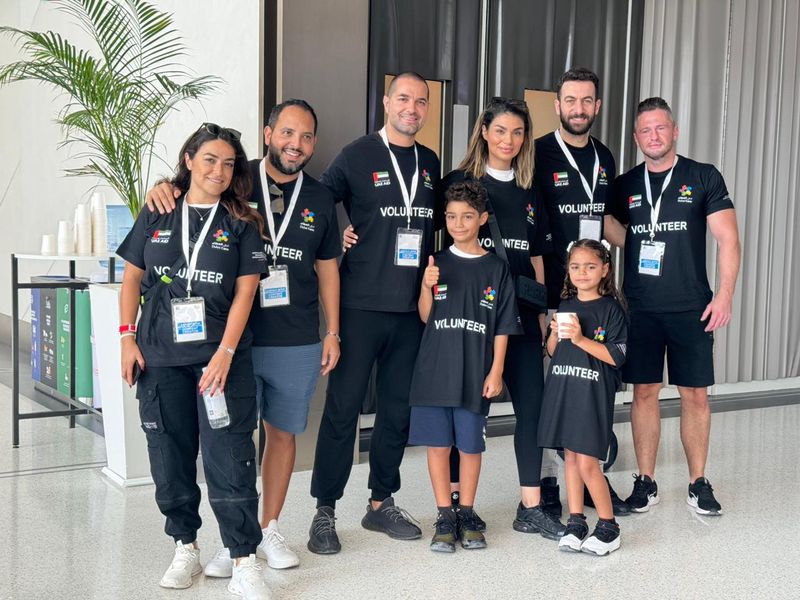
[378,127,419,228]
[642,156,679,241]
[181,198,219,296]
[259,158,303,265]
[554,129,600,215]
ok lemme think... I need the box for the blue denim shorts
[252,343,322,434]
[408,406,487,454]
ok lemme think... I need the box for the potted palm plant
[0,0,222,218]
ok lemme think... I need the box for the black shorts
[622,310,714,388]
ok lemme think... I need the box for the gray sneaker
[307,506,341,555]
[361,497,422,540]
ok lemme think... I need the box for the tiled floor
[1,382,798,599]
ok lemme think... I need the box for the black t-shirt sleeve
[701,166,734,216]
[529,189,553,256]
[604,300,628,368]
[317,202,342,260]
[610,175,631,225]
[495,263,522,335]
[116,208,152,269]
[237,222,267,276]
[320,152,351,205]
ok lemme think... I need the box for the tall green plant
[0,0,222,218]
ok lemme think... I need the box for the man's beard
[560,112,595,136]
[269,144,311,175]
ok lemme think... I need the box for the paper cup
[41,234,55,256]
[556,312,577,339]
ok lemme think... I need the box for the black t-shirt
[610,156,734,313]
[534,132,617,308]
[117,198,266,367]
[246,160,341,346]
[539,295,627,459]
[409,248,522,415]
[441,169,552,334]
[321,133,441,313]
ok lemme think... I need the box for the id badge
[638,240,666,276]
[394,228,423,267]
[171,297,207,343]
[259,264,291,308]
[579,214,602,241]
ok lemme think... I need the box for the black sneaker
[584,476,631,516]
[540,477,563,519]
[361,497,422,540]
[430,507,459,553]
[625,474,659,512]
[687,477,722,515]
[457,509,487,549]
[451,493,486,532]
[307,506,341,555]
[581,519,621,556]
[512,503,566,540]
[558,514,589,552]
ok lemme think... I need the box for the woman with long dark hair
[117,124,271,599]
[442,97,564,540]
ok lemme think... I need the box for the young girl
[538,239,627,556]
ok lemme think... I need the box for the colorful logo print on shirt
[526,203,536,225]
[151,229,172,244]
[480,286,496,310]
[598,166,608,184]
[433,283,448,301]
[422,168,434,189]
[678,184,694,203]
[628,194,642,209]
[373,171,391,187]
[211,228,230,251]
[593,326,606,342]
[300,208,316,232]
[553,171,569,187]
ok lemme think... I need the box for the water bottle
[201,368,230,429]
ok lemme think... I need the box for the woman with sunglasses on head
[440,98,564,541]
[117,123,272,600]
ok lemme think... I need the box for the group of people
[117,67,740,599]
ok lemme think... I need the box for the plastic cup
[556,312,577,339]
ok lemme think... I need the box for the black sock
[317,499,336,510]
[570,512,587,520]
[458,504,474,514]
[599,517,618,526]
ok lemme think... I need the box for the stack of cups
[90,192,108,256]
[57,220,74,256]
[74,203,92,256]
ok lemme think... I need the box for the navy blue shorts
[252,343,322,434]
[622,310,714,388]
[408,406,487,454]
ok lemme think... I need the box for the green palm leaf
[0,0,222,218]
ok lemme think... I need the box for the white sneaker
[204,546,233,578]
[256,520,300,569]
[228,554,271,600]
[159,541,202,589]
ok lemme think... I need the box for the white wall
[0,0,262,323]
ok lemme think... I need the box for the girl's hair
[172,124,266,238]
[457,96,535,189]
[561,239,626,309]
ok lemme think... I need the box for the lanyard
[259,157,303,266]
[378,127,419,228]
[554,129,600,215]
[642,156,679,241]
[181,198,219,296]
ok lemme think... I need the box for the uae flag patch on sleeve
[553,171,569,187]
[433,284,447,300]
[373,171,391,187]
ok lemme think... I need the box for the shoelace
[236,560,265,585]
[630,473,652,499]
[434,515,457,534]
[590,520,620,542]
[211,547,229,561]
[266,528,289,549]
[171,546,198,570]
[693,480,716,501]
[564,520,588,537]
[382,505,420,526]
[312,513,337,535]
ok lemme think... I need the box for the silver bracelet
[219,344,235,357]
[326,331,341,343]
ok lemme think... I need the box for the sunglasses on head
[200,122,242,141]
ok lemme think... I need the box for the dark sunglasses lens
[202,122,221,135]
[226,128,242,141]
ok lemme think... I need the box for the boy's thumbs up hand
[423,255,439,289]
